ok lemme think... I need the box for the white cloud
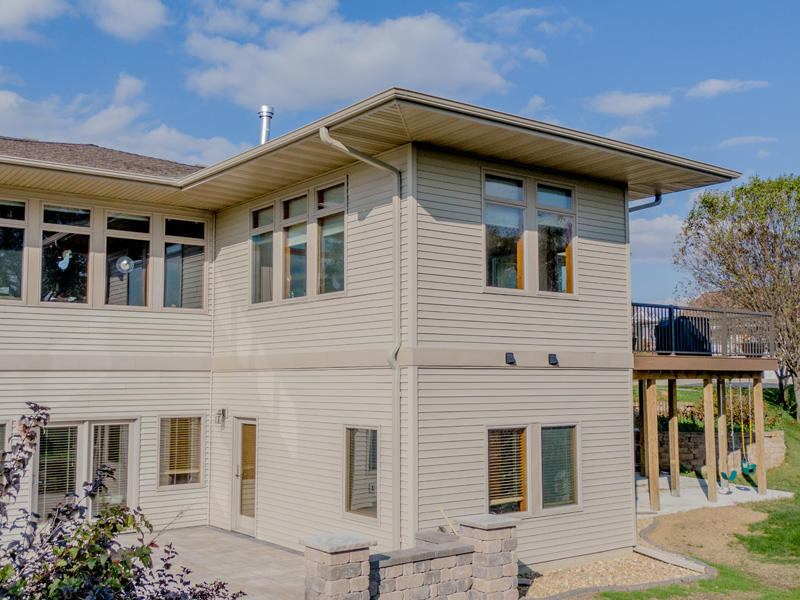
[536,17,590,36]
[0,73,248,166]
[588,90,672,117]
[185,13,509,111]
[630,213,683,264]
[522,47,547,65]
[0,0,70,41]
[756,149,773,159]
[258,0,338,26]
[686,78,770,99]
[481,6,550,34]
[520,95,546,117]
[717,135,776,148]
[607,124,657,142]
[81,0,168,40]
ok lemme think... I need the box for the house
[0,89,777,572]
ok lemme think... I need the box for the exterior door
[232,418,257,535]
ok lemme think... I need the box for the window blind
[159,417,201,486]
[541,426,577,508]
[0,423,6,449]
[37,426,78,518]
[488,428,526,513]
[92,424,129,516]
[346,428,377,518]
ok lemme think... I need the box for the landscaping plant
[0,402,245,599]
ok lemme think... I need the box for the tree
[674,174,800,420]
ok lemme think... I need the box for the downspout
[319,127,404,548]
[629,193,662,213]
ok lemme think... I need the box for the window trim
[156,415,205,491]
[342,424,380,523]
[485,424,532,518]
[536,421,583,516]
[162,216,209,313]
[102,208,154,310]
[534,180,578,297]
[0,196,28,304]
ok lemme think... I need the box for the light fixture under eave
[116,256,134,274]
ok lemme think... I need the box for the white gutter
[319,126,404,549]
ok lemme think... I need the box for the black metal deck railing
[632,302,775,358]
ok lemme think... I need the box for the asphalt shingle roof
[0,136,203,179]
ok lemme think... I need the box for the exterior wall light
[505,352,516,365]
[548,353,559,366]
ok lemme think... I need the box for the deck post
[718,379,728,488]
[754,377,766,494]
[668,379,679,496]
[638,379,647,477]
[646,378,660,510]
[702,378,718,502]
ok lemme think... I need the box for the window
[164,219,206,310]
[0,199,25,300]
[251,206,274,304]
[484,174,524,290]
[541,425,577,508]
[282,196,308,299]
[537,185,574,294]
[92,424,129,516]
[346,427,377,518]
[106,213,150,307]
[488,427,527,514]
[159,417,202,486]
[41,205,91,304]
[317,183,345,295]
[0,422,7,450]
[37,426,78,518]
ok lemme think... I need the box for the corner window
[0,199,25,300]
[282,196,308,299]
[484,174,524,290]
[541,425,577,508]
[346,427,377,518]
[159,417,202,487]
[41,205,91,304]
[106,213,150,307]
[488,427,527,514]
[537,185,574,294]
[251,206,274,304]
[164,219,206,310]
[317,183,345,295]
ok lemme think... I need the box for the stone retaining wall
[301,514,520,600]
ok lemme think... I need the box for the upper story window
[482,172,577,296]
[164,219,206,310]
[41,205,91,304]
[0,199,26,301]
[250,179,347,305]
[106,213,150,307]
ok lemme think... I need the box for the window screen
[159,417,202,486]
[346,428,377,518]
[37,426,78,518]
[488,428,526,513]
[92,424,129,516]
[541,425,577,508]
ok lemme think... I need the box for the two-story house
[1,89,769,571]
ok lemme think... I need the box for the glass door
[232,418,256,535]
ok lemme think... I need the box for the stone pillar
[302,533,377,600]
[457,514,520,600]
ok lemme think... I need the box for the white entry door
[232,418,257,535]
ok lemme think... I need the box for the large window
[488,427,527,514]
[346,427,377,518]
[251,206,274,304]
[317,183,345,295]
[106,213,150,306]
[484,174,524,290]
[159,417,202,487]
[41,205,91,303]
[282,196,308,299]
[541,425,578,508]
[537,185,574,294]
[164,219,206,310]
[37,426,79,518]
[0,199,25,300]
[91,424,130,516]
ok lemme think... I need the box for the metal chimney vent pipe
[259,105,274,144]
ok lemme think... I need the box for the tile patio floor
[128,526,305,600]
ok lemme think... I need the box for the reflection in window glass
[283,196,307,220]
[92,424,129,517]
[346,428,378,518]
[538,211,573,293]
[252,232,273,303]
[41,231,90,303]
[165,219,205,239]
[318,213,344,294]
[542,426,577,508]
[485,175,524,202]
[252,206,274,230]
[485,203,524,289]
[164,243,204,309]
[317,183,345,211]
[537,185,572,210]
[106,237,149,306]
[0,199,25,221]
[108,213,150,233]
[0,226,24,299]
[44,205,90,227]
[283,223,307,299]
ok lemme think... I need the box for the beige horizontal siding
[416,367,634,567]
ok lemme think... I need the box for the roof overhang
[0,88,741,212]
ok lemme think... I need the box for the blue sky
[1,1,796,302]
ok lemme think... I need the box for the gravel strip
[523,552,697,598]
